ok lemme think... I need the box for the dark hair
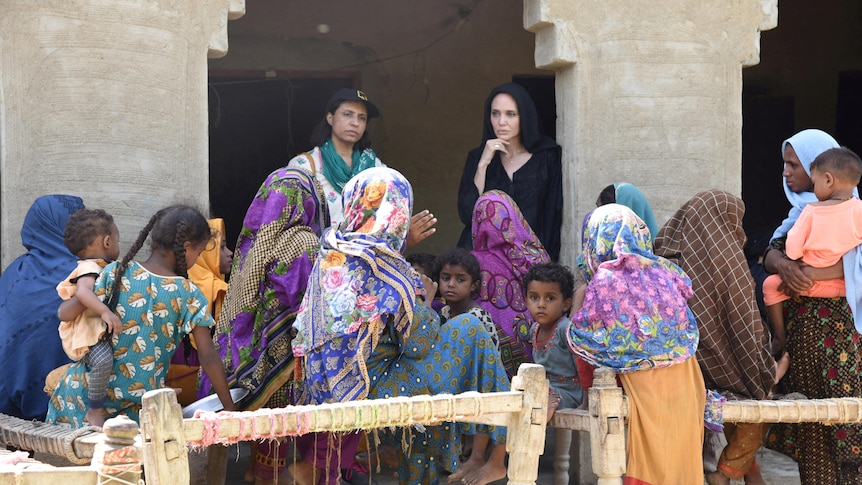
[63,209,114,256]
[433,248,482,297]
[309,99,372,151]
[523,262,575,299]
[810,147,862,185]
[597,184,616,206]
[106,205,211,311]
[406,252,438,277]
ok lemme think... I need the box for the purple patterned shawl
[568,204,699,373]
[471,190,549,376]
[198,168,327,409]
[292,167,420,404]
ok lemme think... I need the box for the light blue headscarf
[771,129,840,241]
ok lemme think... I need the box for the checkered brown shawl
[654,190,774,399]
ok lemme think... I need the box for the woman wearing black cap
[457,83,563,261]
[289,87,436,245]
[288,88,382,225]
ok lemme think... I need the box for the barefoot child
[523,262,582,422]
[762,147,862,356]
[56,209,123,427]
[48,204,236,427]
[433,248,507,485]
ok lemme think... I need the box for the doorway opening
[207,73,358,247]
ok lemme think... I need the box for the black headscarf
[479,83,559,154]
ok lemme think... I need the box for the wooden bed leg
[589,367,625,485]
[506,364,548,485]
[552,428,572,485]
[91,414,142,485]
[140,388,190,485]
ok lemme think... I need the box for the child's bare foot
[85,408,105,428]
[546,393,562,423]
[704,471,730,485]
[461,461,507,485]
[447,458,482,482]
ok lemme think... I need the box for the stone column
[524,0,777,264]
[0,0,244,266]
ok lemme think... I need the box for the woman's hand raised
[406,210,437,248]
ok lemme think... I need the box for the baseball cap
[327,88,380,118]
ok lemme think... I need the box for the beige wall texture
[526,0,777,262]
[0,0,243,267]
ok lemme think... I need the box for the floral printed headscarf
[292,167,420,403]
[471,190,549,377]
[568,204,699,373]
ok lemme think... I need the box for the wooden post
[505,364,548,485]
[206,444,228,485]
[140,389,190,485]
[90,415,142,485]
[552,428,572,485]
[589,367,626,485]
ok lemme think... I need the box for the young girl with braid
[47,204,235,427]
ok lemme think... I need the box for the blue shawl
[0,195,84,420]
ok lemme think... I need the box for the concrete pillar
[524,0,777,265]
[0,0,245,267]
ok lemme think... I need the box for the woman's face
[490,93,521,143]
[218,237,233,275]
[782,144,813,193]
[326,100,368,148]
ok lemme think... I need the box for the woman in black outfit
[457,82,563,261]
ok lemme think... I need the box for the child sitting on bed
[524,262,582,422]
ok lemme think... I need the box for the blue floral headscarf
[292,167,420,403]
[568,204,699,373]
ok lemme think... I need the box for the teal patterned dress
[367,305,508,484]
[46,261,214,426]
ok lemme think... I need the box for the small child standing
[763,147,862,357]
[524,262,582,422]
[56,209,123,427]
[435,248,500,352]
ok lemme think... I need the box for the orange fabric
[620,357,705,485]
[187,218,229,347]
[716,422,770,480]
[165,364,201,406]
[56,259,109,360]
[764,200,862,306]
[763,274,845,305]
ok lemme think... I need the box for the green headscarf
[319,139,378,193]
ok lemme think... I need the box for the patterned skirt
[366,306,509,485]
[766,296,862,484]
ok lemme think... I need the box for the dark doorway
[837,71,862,157]
[741,93,794,255]
[512,75,556,140]
[208,74,357,248]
